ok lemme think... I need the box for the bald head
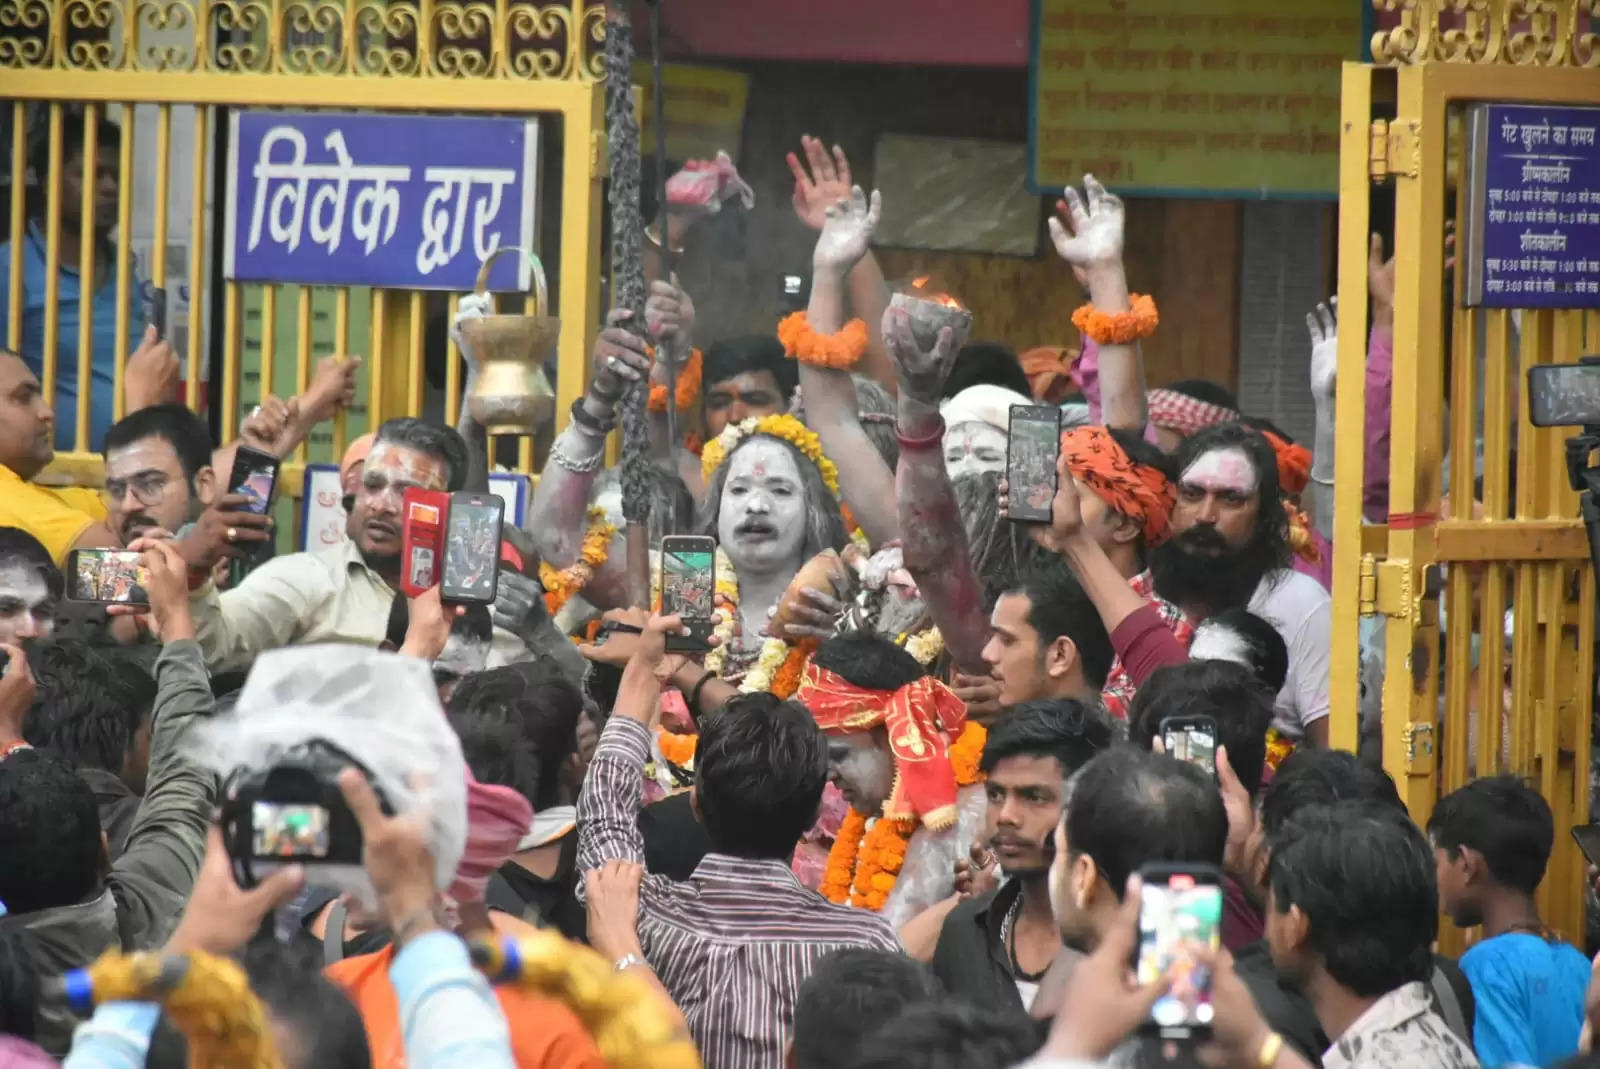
[0,350,54,480]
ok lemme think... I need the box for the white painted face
[716,438,808,576]
[1179,447,1258,496]
[0,563,55,645]
[944,421,1007,482]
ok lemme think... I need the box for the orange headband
[1261,430,1311,496]
[796,663,969,830]
[1061,425,1176,544]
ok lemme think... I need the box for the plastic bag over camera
[187,645,468,904]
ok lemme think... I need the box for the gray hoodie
[0,638,216,1055]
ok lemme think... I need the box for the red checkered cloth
[1101,570,1195,719]
[1146,388,1239,438]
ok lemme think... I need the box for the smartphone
[1528,361,1600,427]
[226,444,280,516]
[660,535,716,653]
[1136,863,1223,1039]
[1572,823,1600,868]
[66,548,150,606]
[441,492,504,604]
[1006,405,1062,524]
[780,273,810,314]
[146,286,167,340]
[401,488,449,598]
[1160,716,1218,779]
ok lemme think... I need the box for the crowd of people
[0,128,1594,1069]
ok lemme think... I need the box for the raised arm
[1306,299,1337,541]
[216,355,362,488]
[885,309,989,673]
[788,137,896,392]
[1049,176,1145,432]
[644,278,708,496]
[798,183,899,546]
[525,313,649,581]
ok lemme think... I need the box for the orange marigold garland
[777,311,869,369]
[538,507,615,616]
[648,348,702,413]
[768,643,811,700]
[1071,293,1159,346]
[822,722,988,912]
[655,728,698,768]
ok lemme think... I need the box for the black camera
[218,739,391,889]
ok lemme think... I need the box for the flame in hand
[904,275,966,311]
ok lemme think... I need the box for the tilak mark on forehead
[1180,447,1258,494]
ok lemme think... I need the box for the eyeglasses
[102,472,174,507]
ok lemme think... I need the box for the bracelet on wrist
[1256,1032,1284,1068]
[1072,293,1159,345]
[777,311,868,369]
[569,397,616,437]
[895,417,946,451]
[644,223,684,256]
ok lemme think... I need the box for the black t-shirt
[486,834,587,943]
[637,790,714,881]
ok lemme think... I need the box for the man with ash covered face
[178,417,470,672]
[1149,422,1331,747]
[0,528,60,647]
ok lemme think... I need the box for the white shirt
[1248,568,1332,736]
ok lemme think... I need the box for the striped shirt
[577,716,900,1069]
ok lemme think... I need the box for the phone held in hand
[660,535,716,653]
[1006,404,1062,524]
[440,492,504,604]
[1572,823,1600,868]
[146,286,167,340]
[67,548,151,607]
[400,488,449,598]
[1159,716,1218,780]
[1135,863,1223,1040]
[227,445,281,516]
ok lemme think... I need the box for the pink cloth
[1364,325,1393,523]
[0,1036,55,1067]
[1292,528,1334,592]
[1076,338,1164,446]
[450,772,534,905]
[793,782,849,890]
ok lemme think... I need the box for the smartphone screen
[251,801,331,859]
[67,549,149,605]
[1528,363,1600,427]
[1161,717,1218,778]
[1572,824,1600,868]
[1006,405,1062,523]
[442,494,504,603]
[1137,867,1222,1036]
[227,446,280,516]
[661,536,715,651]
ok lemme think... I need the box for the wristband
[1256,1033,1284,1068]
[613,952,647,973]
[895,417,945,451]
[569,397,616,437]
[687,670,716,721]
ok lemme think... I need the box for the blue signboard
[1463,103,1600,308]
[225,111,540,292]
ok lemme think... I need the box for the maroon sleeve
[1109,603,1188,686]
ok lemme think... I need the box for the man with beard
[931,699,1113,1015]
[180,417,469,672]
[0,527,60,647]
[99,404,219,546]
[1151,423,1331,747]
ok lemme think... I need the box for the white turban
[940,384,1034,434]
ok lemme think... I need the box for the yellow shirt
[0,463,108,564]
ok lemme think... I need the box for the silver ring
[249,405,262,419]
[607,356,621,371]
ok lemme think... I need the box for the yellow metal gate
[3,0,606,498]
[1333,1,1600,950]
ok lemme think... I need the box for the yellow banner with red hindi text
[1029,0,1360,197]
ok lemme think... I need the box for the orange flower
[656,727,698,768]
[648,348,703,413]
[769,644,811,700]
[947,721,988,787]
[822,809,867,904]
[1071,293,1159,346]
[777,311,868,370]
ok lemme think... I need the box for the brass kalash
[459,246,558,436]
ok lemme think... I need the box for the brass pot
[461,314,557,435]
[462,246,557,437]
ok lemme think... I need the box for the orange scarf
[796,663,969,830]
[1061,425,1175,544]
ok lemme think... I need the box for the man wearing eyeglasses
[100,403,219,546]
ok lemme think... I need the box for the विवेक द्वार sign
[225,111,540,291]
[1028,0,1360,197]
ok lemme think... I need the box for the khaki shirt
[189,538,396,672]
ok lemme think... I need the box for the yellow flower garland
[901,627,944,667]
[539,507,616,616]
[700,414,841,498]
